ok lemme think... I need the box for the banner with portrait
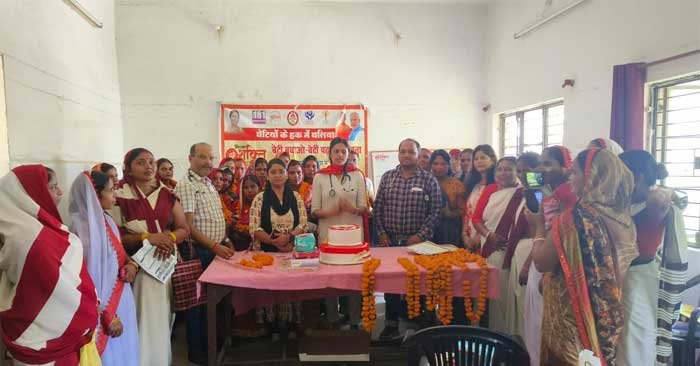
[219,104,368,172]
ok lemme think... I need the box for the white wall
[484,0,700,152]
[0,0,124,216]
[116,0,487,174]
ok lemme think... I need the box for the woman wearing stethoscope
[312,137,368,329]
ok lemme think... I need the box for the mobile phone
[525,171,544,189]
[524,189,544,213]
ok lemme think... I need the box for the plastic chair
[401,325,530,366]
[672,308,700,366]
[672,273,700,366]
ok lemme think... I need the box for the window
[499,101,564,156]
[651,74,700,248]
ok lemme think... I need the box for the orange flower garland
[414,255,438,311]
[239,253,274,269]
[361,258,381,332]
[412,250,489,325]
[397,258,421,319]
[437,261,453,325]
[450,249,489,325]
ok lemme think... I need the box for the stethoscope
[328,173,352,197]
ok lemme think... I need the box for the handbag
[171,240,207,311]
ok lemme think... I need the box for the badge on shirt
[411,187,423,192]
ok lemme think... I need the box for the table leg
[207,283,232,366]
[207,283,217,366]
[222,293,233,361]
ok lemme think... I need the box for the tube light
[514,0,587,39]
[63,0,103,28]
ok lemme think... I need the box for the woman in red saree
[471,156,527,332]
[209,168,235,223]
[156,158,177,190]
[287,160,313,214]
[0,165,98,366]
[110,148,189,366]
[530,148,638,366]
[230,174,261,251]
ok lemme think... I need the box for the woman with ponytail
[312,137,367,329]
[618,150,687,366]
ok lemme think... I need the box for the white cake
[319,224,370,265]
[327,224,363,246]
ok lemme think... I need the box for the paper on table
[277,258,320,272]
[131,239,177,283]
[406,242,458,256]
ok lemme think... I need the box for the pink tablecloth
[198,247,500,314]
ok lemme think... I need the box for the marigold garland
[397,257,421,319]
[239,253,275,269]
[412,249,489,325]
[451,250,489,325]
[361,258,381,332]
[437,261,453,325]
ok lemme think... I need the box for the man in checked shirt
[373,138,442,340]
[177,142,235,365]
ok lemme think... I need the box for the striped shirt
[177,170,227,243]
[373,165,442,241]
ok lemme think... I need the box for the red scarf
[317,164,358,175]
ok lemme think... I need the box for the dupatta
[0,166,98,364]
[480,186,523,260]
[69,172,128,354]
[550,148,637,365]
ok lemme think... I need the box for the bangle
[127,260,139,270]
[168,232,177,242]
[140,232,150,241]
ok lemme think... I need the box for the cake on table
[319,224,370,265]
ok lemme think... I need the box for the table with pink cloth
[199,247,500,315]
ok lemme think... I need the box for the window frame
[499,100,564,156]
[0,54,8,176]
[650,73,700,248]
